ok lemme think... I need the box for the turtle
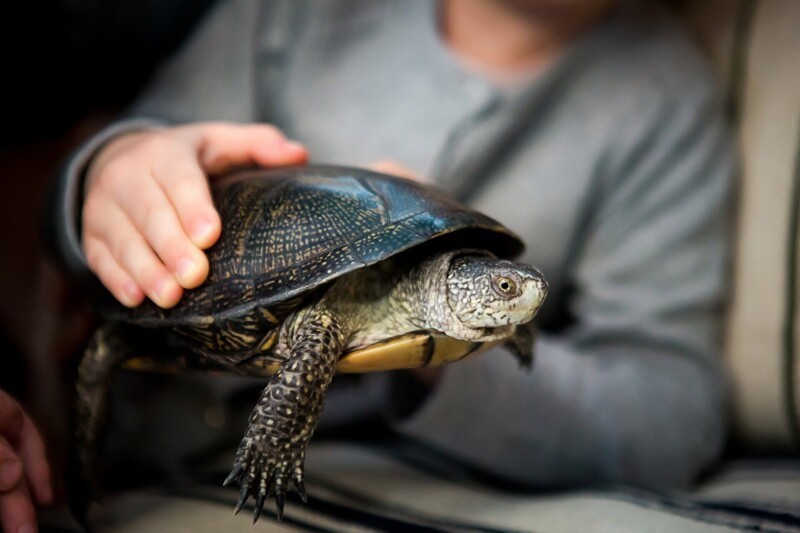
[74,165,548,523]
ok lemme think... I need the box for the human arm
[0,389,52,533]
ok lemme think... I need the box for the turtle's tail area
[65,437,96,533]
[66,323,131,532]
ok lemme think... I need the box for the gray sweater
[56,0,734,488]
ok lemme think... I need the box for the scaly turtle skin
[75,165,547,523]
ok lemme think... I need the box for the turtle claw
[234,484,250,515]
[226,429,309,522]
[275,493,286,521]
[253,492,266,523]
[224,464,244,487]
[294,479,308,503]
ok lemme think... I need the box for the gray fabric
[300,443,800,533]
[699,458,800,515]
[45,443,798,532]
[55,0,735,489]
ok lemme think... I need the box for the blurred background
[0,0,216,494]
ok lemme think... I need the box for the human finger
[0,438,23,493]
[0,437,36,533]
[87,200,183,308]
[109,175,209,289]
[0,393,23,440]
[12,412,51,505]
[0,391,50,504]
[187,122,308,174]
[84,238,145,307]
[150,152,221,250]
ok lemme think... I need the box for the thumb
[184,122,308,175]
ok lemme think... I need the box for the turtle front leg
[225,307,345,522]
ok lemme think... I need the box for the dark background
[0,0,216,495]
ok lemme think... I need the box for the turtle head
[446,254,548,329]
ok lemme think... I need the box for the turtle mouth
[529,275,548,308]
[517,275,548,321]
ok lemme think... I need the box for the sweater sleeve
[389,84,735,489]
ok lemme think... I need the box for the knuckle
[169,170,206,199]
[170,177,200,206]
[140,204,171,237]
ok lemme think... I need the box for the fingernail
[154,278,179,306]
[17,524,36,533]
[0,459,21,489]
[191,218,215,245]
[176,256,196,282]
[123,281,142,306]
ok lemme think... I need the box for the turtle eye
[493,276,517,297]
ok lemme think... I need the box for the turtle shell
[100,165,524,327]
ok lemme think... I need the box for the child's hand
[82,122,308,309]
